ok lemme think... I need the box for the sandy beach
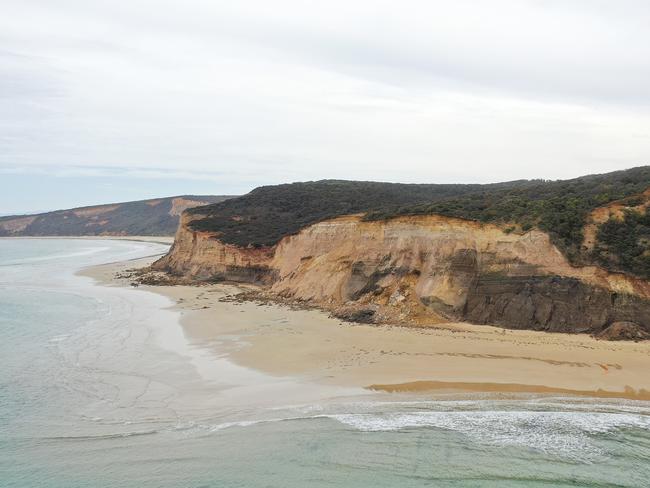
[83,254,650,402]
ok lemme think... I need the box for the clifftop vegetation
[187,179,529,246]
[366,166,650,265]
[592,207,650,279]
[187,167,650,278]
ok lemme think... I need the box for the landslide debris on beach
[595,321,650,341]
[153,167,650,338]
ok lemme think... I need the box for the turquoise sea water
[1,238,650,487]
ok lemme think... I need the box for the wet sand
[368,381,650,400]
[1,235,175,245]
[83,255,650,402]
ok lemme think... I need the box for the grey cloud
[1,0,649,190]
[0,49,64,99]
[207,2,650,107]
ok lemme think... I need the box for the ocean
[1,238,649,487]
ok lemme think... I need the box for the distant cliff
[0,195,234,237]
[153,168,650,339]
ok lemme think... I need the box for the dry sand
[83,255,650,402]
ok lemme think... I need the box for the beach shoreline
[81,254,650,402]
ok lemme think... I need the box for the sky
[1,0,650,214]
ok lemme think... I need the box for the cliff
[154,212,650,337]
[180,169,650,279]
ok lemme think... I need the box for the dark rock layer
[462,275,650,334]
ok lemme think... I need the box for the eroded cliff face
[153,213,650,335]
[158,213,276,283]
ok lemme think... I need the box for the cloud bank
[1,0,649,191]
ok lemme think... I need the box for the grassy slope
[0,195,234,237]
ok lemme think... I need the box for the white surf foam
[328,409,650,461]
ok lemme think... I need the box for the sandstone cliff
[154,212,650,337]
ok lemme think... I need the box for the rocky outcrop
[466,275,650,333]
[153,213,650,336]
[596,321,650,341]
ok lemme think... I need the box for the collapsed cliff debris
[595,322,650,342]
[331,306,378,324]
[115,267,190,286]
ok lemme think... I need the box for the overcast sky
[2,0,650,213]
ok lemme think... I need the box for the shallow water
[1,238,649,487]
